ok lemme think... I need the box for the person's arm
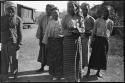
[85,17,95,33]
[92,19,98,37]
[17,17,23,46]
[61,15,69,36]
[61,15,66,32]
[90,20,97,47]
[90,17,95,31]
[58,19,64,37]
[36,25,41,39]
[36,18,42,39]
[106,19,114,38]
[88,17,96,36]
[109,20,114,35]
[42,21,51,44]
[77,16,85,34]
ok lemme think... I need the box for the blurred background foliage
[35,1,124,38]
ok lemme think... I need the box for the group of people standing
[0,1,114,82]
[36,1,114,82]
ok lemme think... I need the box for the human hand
[68,20,76,29]
[16,44,20,50]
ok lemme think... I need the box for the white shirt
[42,18,63,44]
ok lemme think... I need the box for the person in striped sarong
[42,7,64,80]
[62,1,85,82]
[80,3,95,74]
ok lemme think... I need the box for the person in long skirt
[85,6,114,78]
[80,3,95,73]
[62,1,85,82]
[36,4,55,72]
[42,7,63,80]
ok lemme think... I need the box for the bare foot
[96,73,103,78]
[52,77,58,80]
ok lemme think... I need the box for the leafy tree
[102,1,124,16]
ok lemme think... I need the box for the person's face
[46,6,52,16]
[6,6,16,17]
[102,9,109,20]
[81,6,89,17]
[68,3,77,16]
[52,9,59,20]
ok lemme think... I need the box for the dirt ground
[7,24,124,82]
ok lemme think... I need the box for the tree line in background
[89,1,124,26]
[101,1,124,39]
[36,1,124,27]
[35,1,124,39]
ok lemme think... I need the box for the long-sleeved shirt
[42,18,63,44]
[1,15,23,45]
[92,18,114,38]
[84,15,95,32]
[36,15,52,40]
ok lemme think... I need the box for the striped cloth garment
[63,36,82,81]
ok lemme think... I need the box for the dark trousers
[1,43,18,75]
[37,40,47,67]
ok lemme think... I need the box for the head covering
[67,1,79,8]
[51,6,59,11]
[5,2,17,9]
[81,3,90,9]
[97,5,109,18]
[46,4,55,10]
[67,1,80,15]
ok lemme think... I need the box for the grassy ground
[7,24,124,82]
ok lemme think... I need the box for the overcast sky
[11,1,103,12]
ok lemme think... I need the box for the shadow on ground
[8,70,52,82]
[81,75,98,82]
[7,70,100,82]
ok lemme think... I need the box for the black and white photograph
[0,0,124,82]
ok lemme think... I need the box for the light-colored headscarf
[5,1,17,9]
[67,1,80,15]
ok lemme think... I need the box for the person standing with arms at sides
[85,6,114,78]
[80,3,95,74]
[42,7,64,80]
[36,4,55,72]
[62,1,85,82]
[1,2,23,81]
